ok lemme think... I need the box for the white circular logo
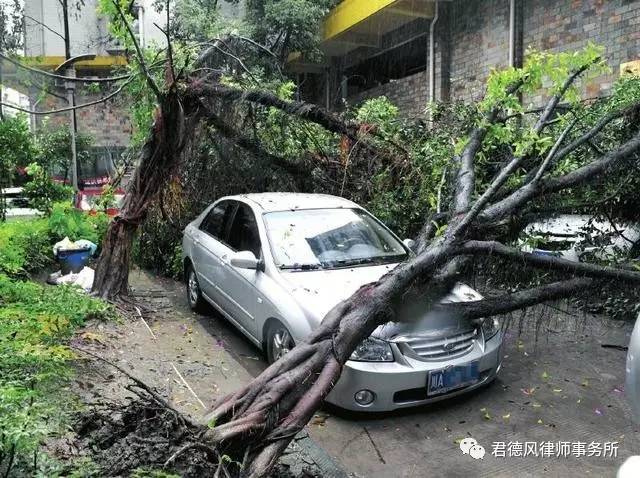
[470,444,486,460]
[460,437,478,455]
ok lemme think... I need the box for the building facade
[14,0,168,182]
[292,0,640,117]
[22,0,165,147]
[24,0,166,59]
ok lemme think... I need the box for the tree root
[72,350,324,477]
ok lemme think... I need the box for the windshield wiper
[328,256,405,268]
[280,263,322,270]
[327,257,378,268]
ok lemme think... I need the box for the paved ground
[77,270,639,477]
[75,270,345,477]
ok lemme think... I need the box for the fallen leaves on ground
[521,387,536,396]
[80,332,106,344]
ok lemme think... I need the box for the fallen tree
[94,37,640,475]
[10,4,640,474]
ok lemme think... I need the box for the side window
[200,201,235,241]
[227,204,261,258]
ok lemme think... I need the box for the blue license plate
[428,361,479,396]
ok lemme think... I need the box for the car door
[192,200,236,307]
[218,202,263,338]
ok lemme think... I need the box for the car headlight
[481,317,501,340]
[349,337,394,362]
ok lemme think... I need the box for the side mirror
[403,238,416,251]
[230,250,261,270]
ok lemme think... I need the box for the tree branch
[481,127,640,221]
[460,240,640,283]
[437,277,594,321]
[0,52,131,83]
[0,77,132,115]
[453,127,487,214]
[469,62,600,216]
[24,14,66,41]
[550,101,640,166]
[187,83,358,140]
[453,80,524,214]
[534,60,597,132]
[201,105,309,177]
[111,0,161,97]
[532,117,579,182]
[461,62,598,224]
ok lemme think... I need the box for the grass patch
[0,214,113,477]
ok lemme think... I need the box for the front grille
[396,328,478,361]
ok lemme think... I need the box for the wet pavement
[78,270,639,477]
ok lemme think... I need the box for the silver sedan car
[182,193,504,412]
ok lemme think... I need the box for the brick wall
[524,0,640,102]
[74,96,132,148]
[450,0,640,104]
[347,70,429,117]
[449,0,511,102]
[36,90,132,148]
[341,0,640,115]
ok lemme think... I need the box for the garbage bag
[53,237,79,257]
[55,266,94,292]
[75,239,98,256]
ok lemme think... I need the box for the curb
[281,429,350,477]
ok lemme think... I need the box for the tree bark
[92,219,137,298]
[93,91,197,298]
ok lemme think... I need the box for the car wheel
[186,264,206,312]
[266,321,295,364]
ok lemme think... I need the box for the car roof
[525,214,638,235]
[228,193,360,213]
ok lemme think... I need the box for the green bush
[0,115,38,220]
[48,203,109,245]
[0,218,51,276]
[0,274,113,476]
[34,125,93,177]
[0,207,108,278]
[23,163,73,214]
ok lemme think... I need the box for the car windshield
[263,208,408,270]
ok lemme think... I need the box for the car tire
[266,320,295,364]
[186,263,206,312]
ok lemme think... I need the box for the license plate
[428,361,479,396]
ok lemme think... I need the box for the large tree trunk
[92,220,137,297]
[202,240,457,476]
[93,91,198,298]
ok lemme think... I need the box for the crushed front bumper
[326,332,503,412]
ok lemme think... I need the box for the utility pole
[61,0,78,194]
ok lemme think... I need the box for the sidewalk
[75,269,347,477]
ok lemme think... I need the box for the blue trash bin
[57,248,92,274]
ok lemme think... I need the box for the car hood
[278,264,483,336]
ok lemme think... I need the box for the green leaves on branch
[246,0,338,60]
[0,204,109,277]
[23,163,73,215]
[482,42,608,115]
